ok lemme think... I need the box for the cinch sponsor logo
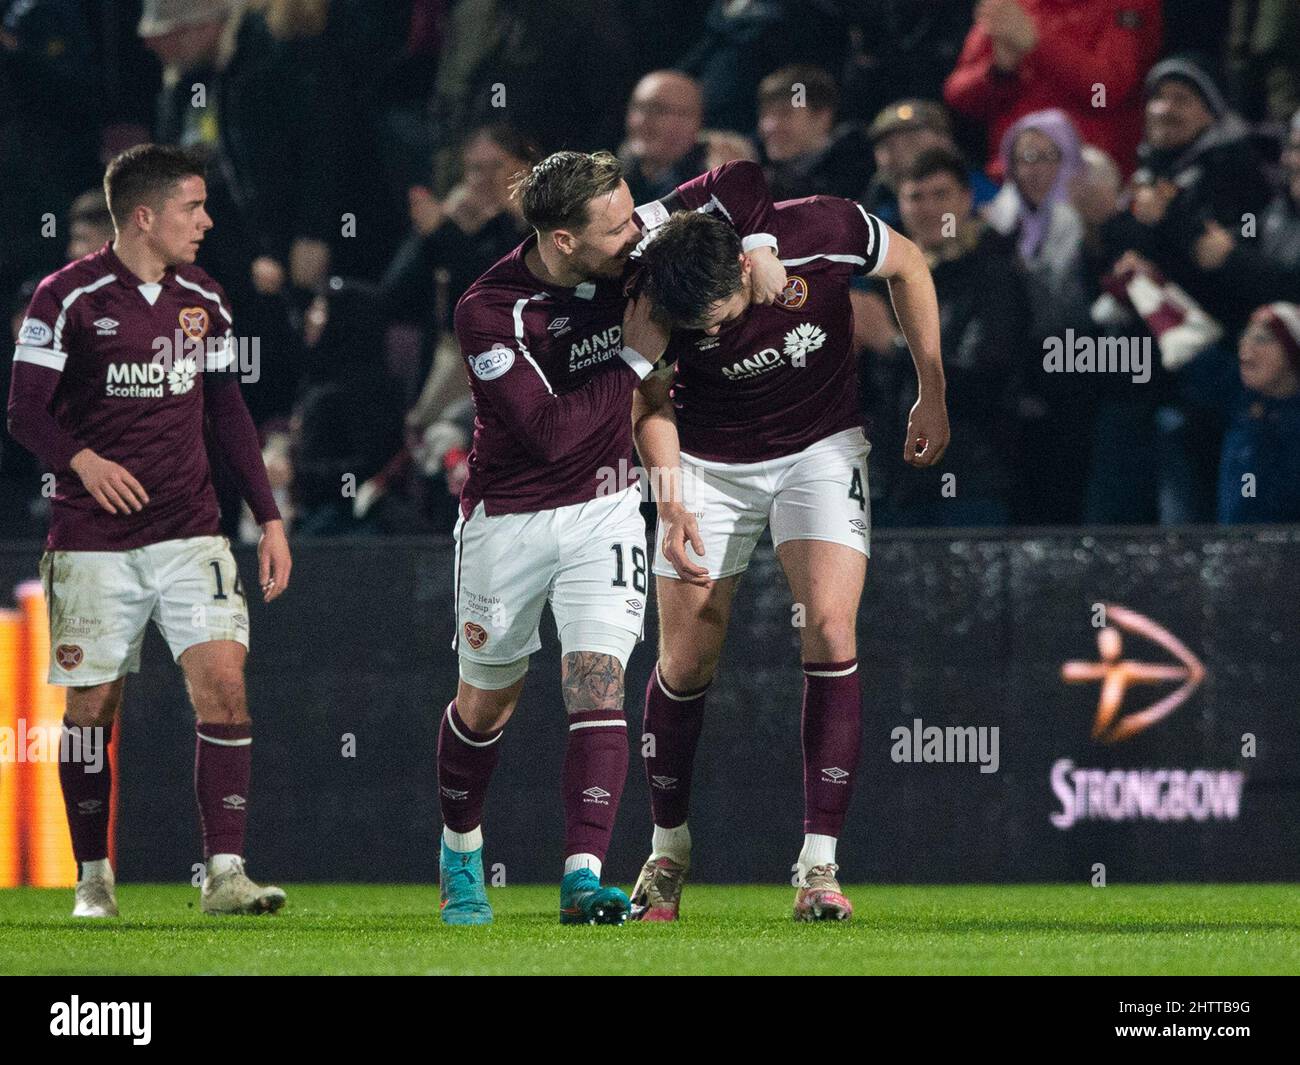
[49,996,151,1045]
[570,325,622,372]
[1050,604,1238,829]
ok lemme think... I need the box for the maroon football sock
[562,708,628,862]
[195,721,252,859]
[801,660,862,836]
[58,716,113,867]
[437,700,503,834]
[641,663,708,830]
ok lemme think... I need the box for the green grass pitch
[1,884,1296,975]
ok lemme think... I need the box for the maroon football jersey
[9,244,238,550]
[455,161,778,518]
[665,197,890,463]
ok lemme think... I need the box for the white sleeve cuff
[741,233,778,254]
[619,345,655,380]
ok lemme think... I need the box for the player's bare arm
[632,368,708,586]
[876,227,950,467]
[68,447,150,514]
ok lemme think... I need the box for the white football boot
[73,865,119,918]
[200,856,286,915]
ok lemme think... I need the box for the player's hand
[903,395,950,467]
[660,503,710,586]
[746,246,787,306]
[69,448,149,514]
[258,519,292,602]
[623,294,671,364]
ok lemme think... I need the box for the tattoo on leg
[561,652,625,714]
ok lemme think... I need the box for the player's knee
[658,649,718,693]
[66,686,120,728]
[801,614,857,661]
[190,670,248,724]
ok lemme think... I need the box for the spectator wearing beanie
[1096,53,1276,336]
[1218,303,1300,524]
[944,0,1162,180]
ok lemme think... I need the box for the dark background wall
[2,526,1296,885]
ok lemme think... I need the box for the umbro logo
[651,775,678,789]
[582,786,611,803]
[440,786,469,800]
[77,799,103,814]
[547,316,571,336]
[222,794,246,810]
[93,317,119,335]
[821,767,849,782]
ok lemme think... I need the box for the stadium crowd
[3,0,1299,539]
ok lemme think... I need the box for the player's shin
[437,700,503,846]
[59,716,113,869]
[799,659,862,872]
[642,663,709,862]
[562,708,629,877]
[195,722,252,861]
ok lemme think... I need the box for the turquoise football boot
[559,868,630,925]
[439,839,493,925]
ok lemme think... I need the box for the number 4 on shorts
[848,468,865,511]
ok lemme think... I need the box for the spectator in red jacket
[944,0,1163,179]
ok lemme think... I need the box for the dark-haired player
[438,151,786,925]
[629,199,949,921]
[7,144,290,917]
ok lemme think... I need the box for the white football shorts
[40,535,251,686]
[452,484,648,680]
[653,427,872,581]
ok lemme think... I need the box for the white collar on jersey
[138,283,163,306]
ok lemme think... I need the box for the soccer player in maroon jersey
[6,145,291,917]
[438,151,787,924]
[628,199,950,921]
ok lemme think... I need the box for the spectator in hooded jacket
[986,108,1097,524]
[944,0,1162,179]
[1218,303,1300,523]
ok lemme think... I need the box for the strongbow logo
[178,306,209,339]
[777,275,808,308]
[462,622,488,650]
[93,317,119,335]
[55,644,83,669]
[783,322,825,361]
[1061,604,1205,744]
